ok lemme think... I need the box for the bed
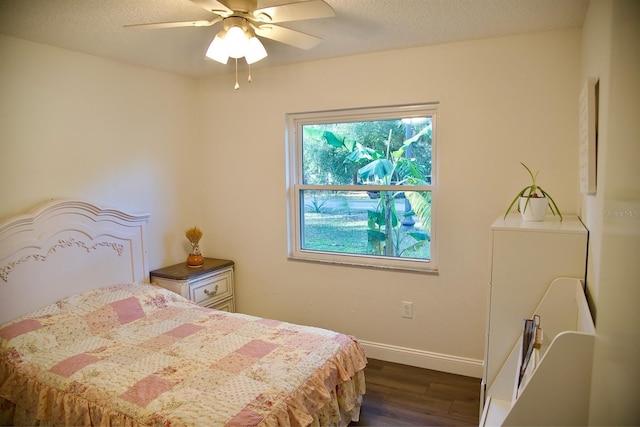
[0,199,366,426]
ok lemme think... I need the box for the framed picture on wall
[579,77,597,194]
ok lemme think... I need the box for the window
[286,103,438,272]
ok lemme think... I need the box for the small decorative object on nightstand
[150,258,235,312]
[185,226,204,267]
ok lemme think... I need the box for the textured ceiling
[0,0,589,78]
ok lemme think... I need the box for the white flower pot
[519,196,549,221]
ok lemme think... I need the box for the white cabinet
[481,214,589,425]
[480,277,595,426]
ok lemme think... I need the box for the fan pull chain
[248,63,252,83]
[234,58,239,90]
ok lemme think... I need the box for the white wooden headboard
[0,199,150,324]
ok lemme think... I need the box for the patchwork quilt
[0,284,366,426]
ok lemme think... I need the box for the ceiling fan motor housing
[224,0,258,15]
[222,16,251,32]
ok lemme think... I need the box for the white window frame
[285,103,439,273]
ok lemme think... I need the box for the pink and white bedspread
[0,284,366,426]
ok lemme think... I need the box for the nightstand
[150,258,235,312]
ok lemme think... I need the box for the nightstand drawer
[192,270,232,305]
[205,298,234,312]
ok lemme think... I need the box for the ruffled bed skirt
[0,371,365,427]
[0,364,365,427]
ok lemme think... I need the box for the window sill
[287,251,439,274]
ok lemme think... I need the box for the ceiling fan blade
[253,0,335,23]
[124,18,222,29]
[189,0,233,16]
[254,24,322,50]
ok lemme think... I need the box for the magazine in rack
[517,314,541,396]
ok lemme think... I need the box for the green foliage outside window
[301,118,432,259]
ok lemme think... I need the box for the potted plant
[504,163,562,221]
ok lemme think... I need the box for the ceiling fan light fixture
[205,34,229,64]
[244,36,267,64]
[206,20,267,66]
[224,25,249,58]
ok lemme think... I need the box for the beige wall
[581,0,640,424]
[198,29,582,375]
[0,35,202,266]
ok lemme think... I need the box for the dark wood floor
[353,358,481,426]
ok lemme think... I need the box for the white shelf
[483,215,588,398]
[480,277,595,426]
[491,214,586,234]
[481,397,511,427]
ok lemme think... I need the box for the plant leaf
[520,162,538,186]
[538,186,563,221]
[407,231,430,242]
[345,142,382,164]
[504,188,528,218]
[405,191,431,229]
[359,159,394,182]
[302,127,357,151]
[368,209,384,227]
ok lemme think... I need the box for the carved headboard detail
[1,238,125,282]
[0,199,150,324]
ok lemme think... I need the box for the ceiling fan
[126,0,334,87]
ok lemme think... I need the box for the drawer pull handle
[204,285,218,296]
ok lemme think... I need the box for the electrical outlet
[402,301,413,319]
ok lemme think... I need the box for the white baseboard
[359,339,483,378]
